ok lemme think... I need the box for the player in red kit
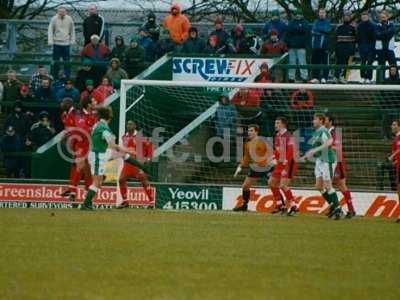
[388,120,400,223]
[118,120,154,208]
[60,96,97,201]
[325,114,356,218]
[269,117,298,215]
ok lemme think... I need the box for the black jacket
[336,22,356,55]
[357,20,376,52]
[83,14,104,45]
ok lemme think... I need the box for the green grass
[0,209,399,300]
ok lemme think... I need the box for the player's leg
[280,161,298,215]
[322,162,342,220]
[396,166,400,223]
[268,175,284,212]
[233,176,257,211]
[81,152,105,210]
[62,163,81,197]
[335,177,355,218]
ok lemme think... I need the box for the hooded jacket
[162,4,191,44]
[143,12,160,42]
[181,28,205,54]
[106,58,128,82]
[111,36,127,62]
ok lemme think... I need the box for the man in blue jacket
[375,10,396,80]
[311,8,332,83]
[262,10,287,41]
[286,9,309,82]
[357,11,376,83]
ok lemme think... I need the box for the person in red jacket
[232,88,262,107]
[118,120,154,208]
[79,79,95,103]
[163,3,191,48]
[261,29,288,55]
[80,34,111,76]
[92,76,114,104]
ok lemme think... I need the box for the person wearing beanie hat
[124,35,145,78]
[162,3,191,46]
[231,24,246,53]
[80,79,95,102]
[286,7,309,82]
[209,16,231,54]
[204,34,221,54]
[143,12,160,42]
[334,11,356,82]
[181,26,205,54]
[80,33,111,77]
[111,35,127,62]
[261,28,288,56]
[262,9,287,40]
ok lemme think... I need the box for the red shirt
[329,127,345,163]
[392,133,400,166]
[61,107,76,129]
[122,131,153,160]
[274,129,294,164]
[232,89,262,107]
[74,109,97,134]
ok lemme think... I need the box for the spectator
[0,126,23,178]
[290,89,314,109]
[48,6,75,78]
[4,101,31,138]
[232,89,262,107]
[204,34,221,55]
[261,29,288,56]
[209,17,232,54]
[51,70,66,97]
[75,59,101,92]
[310,8,332,83]
[138,28,155,62]
[80,34,111,75]
[162,3,191,50]
[18,85,35,102]
[335,12,356,83]
[30,111,56,149]
[262,10,287,40]
[124,36,145,78]
[34,78,53,101]
[155,29,176,58]
[181,27,205,54]
[286,9,309,82]
[231,24,245,53]
[105,58,128,84]
[384,65,400,84]
[83,4,105,45]
[238,28,261,55]
[92,77,114,104]
[143,12,160,42]
[215,94,237,137]
[357,11,376,84]
[29,65,53,96]
[375,11,396,75]
[254,62,272,83]
[3,70,22,101]
[56,79,79,103]
[111,35,127,62]
[80,79,95,102]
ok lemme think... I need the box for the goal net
[119,80,400,199]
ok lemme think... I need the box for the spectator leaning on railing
[357,11,376,84]
[310,7,332,83]
[162,3,191,51]
[83,4,105,46]
[48,6,75,78]
[335,11,356,83]
[286,9,309,83]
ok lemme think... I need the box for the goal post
[119,79,400,193]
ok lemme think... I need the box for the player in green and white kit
[81,106,148,210]
[301,113,343,220]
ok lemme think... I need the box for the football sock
[343,190,355,213]
[84,185,98,207]
[242,190,250,205]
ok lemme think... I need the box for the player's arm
[103,131,129,153]
[234,143,249,177]
[303,132,333,161]
[388,149,400,162]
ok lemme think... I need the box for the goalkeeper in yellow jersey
[233,124,276,211]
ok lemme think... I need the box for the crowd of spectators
[0,4,399,177]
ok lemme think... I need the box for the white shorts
[314,160,337,181]
[88,149,126,176]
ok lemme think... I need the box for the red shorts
[272,161,297,179]
[334,161,346,180]
[120,162,145,180]
[73,141,90,159]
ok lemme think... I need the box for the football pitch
[0,209,399,300]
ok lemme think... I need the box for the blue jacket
[286,18,309,49]
[139,36,155,62]
[357,20,376,52]
[311,18,331,50]
[375,21,396,51]
[262,19,287,40]
[56,87,80,103]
